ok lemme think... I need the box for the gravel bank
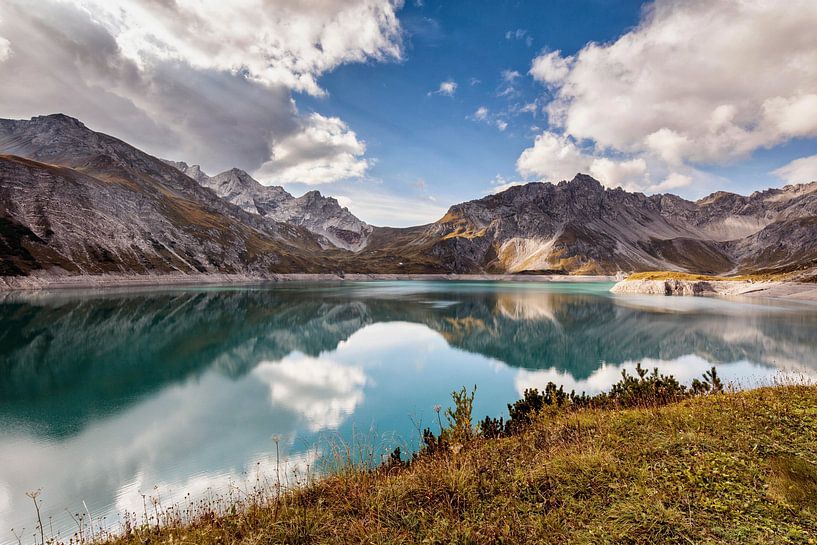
[0,272,616,291]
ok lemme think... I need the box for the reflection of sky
[2,283,817,544]
[516,355,809,396]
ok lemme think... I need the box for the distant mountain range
[1,114,816,279]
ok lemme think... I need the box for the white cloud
[0,0,402,177]
[773,154,817,184]
[471,106,508,132]
[330,187,447,226]
[516,131,591,182]
[589,157,648,190]
[651,172,693,193]
[524,0,817,192]
[253,355,367,432]
[502,69,521,82]
[529,50,571,85]
[432,79,457,96]
[515,356,790,398]
[255,113,369,185]
[334,195,353,209]
[73,0,403,97]
[516,131,700,193]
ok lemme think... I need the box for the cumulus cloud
[589,158,648,190]
[495,120,508,132]
[74,0,403,97]
[256,113,369,185]
[0,0,402,180]
[773,154,817,184]
[474,106,489,120]
[253,355,367,432]
[523,0,817,192]
[516,131,699,193]
[516,131,592,183]
[529,50,570,85]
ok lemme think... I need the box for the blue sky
[293,0,817,224]
[295,0,647,222]
[1,0,816,226]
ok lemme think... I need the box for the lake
[1,280,816,543]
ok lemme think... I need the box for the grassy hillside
[55,376,817,545]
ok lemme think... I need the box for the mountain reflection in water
[0,281,816,543]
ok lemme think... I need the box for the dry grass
[626,270,792,282]
[60,384,817,545]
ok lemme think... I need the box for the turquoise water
[1,281,817,542]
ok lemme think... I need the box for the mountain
[0,114,334,276]
[164,161,371,251]
[389,175,817,275]
[1,113,817,281]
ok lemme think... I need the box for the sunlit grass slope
[75,375,817,545]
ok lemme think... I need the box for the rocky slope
[165,161,371,250]
[0,114,334,276]
[397,175,817,275]
[2,113,817,281]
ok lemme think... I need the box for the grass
[43,375,817,545]
[626,271,792,282]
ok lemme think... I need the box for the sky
[1,0,816,226]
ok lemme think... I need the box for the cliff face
[2,113,817,279]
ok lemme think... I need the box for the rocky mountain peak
[696,191,742,206]
[163,160,370,251]
[561,173,604,192]
[31,113,87,128]
[301,189,322,198]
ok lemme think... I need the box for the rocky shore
[610,278,817,301]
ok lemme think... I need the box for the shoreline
[610,278,817,302]
[0,272,617,292]
[4,272,817,302]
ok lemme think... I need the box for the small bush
[445,385,476,443]
[469,364,728,440]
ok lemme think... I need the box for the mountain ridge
[2,113,816,280]
[163,160,371,251]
